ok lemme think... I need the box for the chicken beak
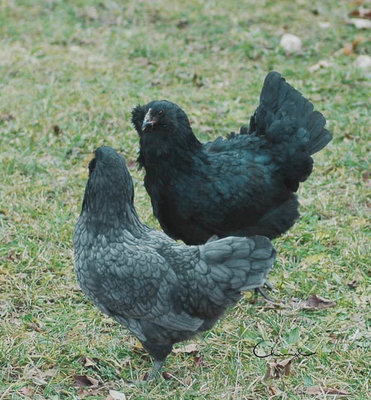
[142,119,153,130]
[142,108,154,131]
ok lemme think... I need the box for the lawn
[0,0,370,399]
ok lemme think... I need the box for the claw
[145,360,165,382]
[264,280,276,291]
[255,287,276,302]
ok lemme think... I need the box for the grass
[0,0,370,398]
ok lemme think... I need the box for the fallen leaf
[280,33,302,55]
[162,371,174,380]
[133,57,151,66]
[173,343,199,354]
[347,279,358,288]
[182,375,192,385]
[0,112,15,122]
[362,171,370,182]
[23,367,51,386]
[126,160,137,169]
[176,19,189,29]
[78,388,100,399]
[53,125,61,135]
[264,358,294,380]
[19,386,34,397]
[119,357,131,367]
[292,294,336,310]
[306,294,336,309]
[194,353,204,367]
[108,390,126,400]
[308,60,332,72]
[85,7,98,21]
[300,385,351,396]
[142,372,149,381]
[343,43,355,56]
[74,375,99,388]
[32,376,47,386]
[343,132,361,142]
[43,367,58,378]
[267,384,283,396]
[348,18,371,29]
[349,8,371,19]
[342,37,363,55]
[26,322,43,332]
[192,73,204,87]
[80,356,96,368]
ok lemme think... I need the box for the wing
[75,231,204,332]
[169,139,280,240]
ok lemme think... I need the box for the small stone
[280,34,302,55]
[354,55,371,70]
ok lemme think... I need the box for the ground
[0,0,370,399]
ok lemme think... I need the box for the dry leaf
[347,279,358,288]
[162,371,174,380]
[134,57,151,66]
[308,60,332,72]
[173,343,199,354]
[280,33,302,55]
[74,375,99,388]
[349,8,371,19]
[304,294,336,309]
[142,372,150,381]
[343,43,355,56]
[264,358,294,380]
[108,390,126,400]
[0,112,14,122]
[32,376,47,386]
[85,7,98,20]
[292,294,336,310]
[348,18,371,29]
[19,387,34,397]
[267,384,283,396]
[301,385,351,396]
[342,37,363,55]
[362,171,370,182]
[53,125,61,135]
[78,388,100,399]
[176,19,189,29]
[343,132,361,142]
[26,322,43,332]
[182,375,192,385]
[42,368,58,379]
[80,356,96,368]
[24,366,56,386]
[194,353,204,367]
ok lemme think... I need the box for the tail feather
[200,236,275,292]
[251,71,332,155]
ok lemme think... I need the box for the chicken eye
[158,110,164,116]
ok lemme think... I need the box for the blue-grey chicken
[73,146,276,380]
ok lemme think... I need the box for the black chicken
[74,146,275,380]
[131,71,332,245]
